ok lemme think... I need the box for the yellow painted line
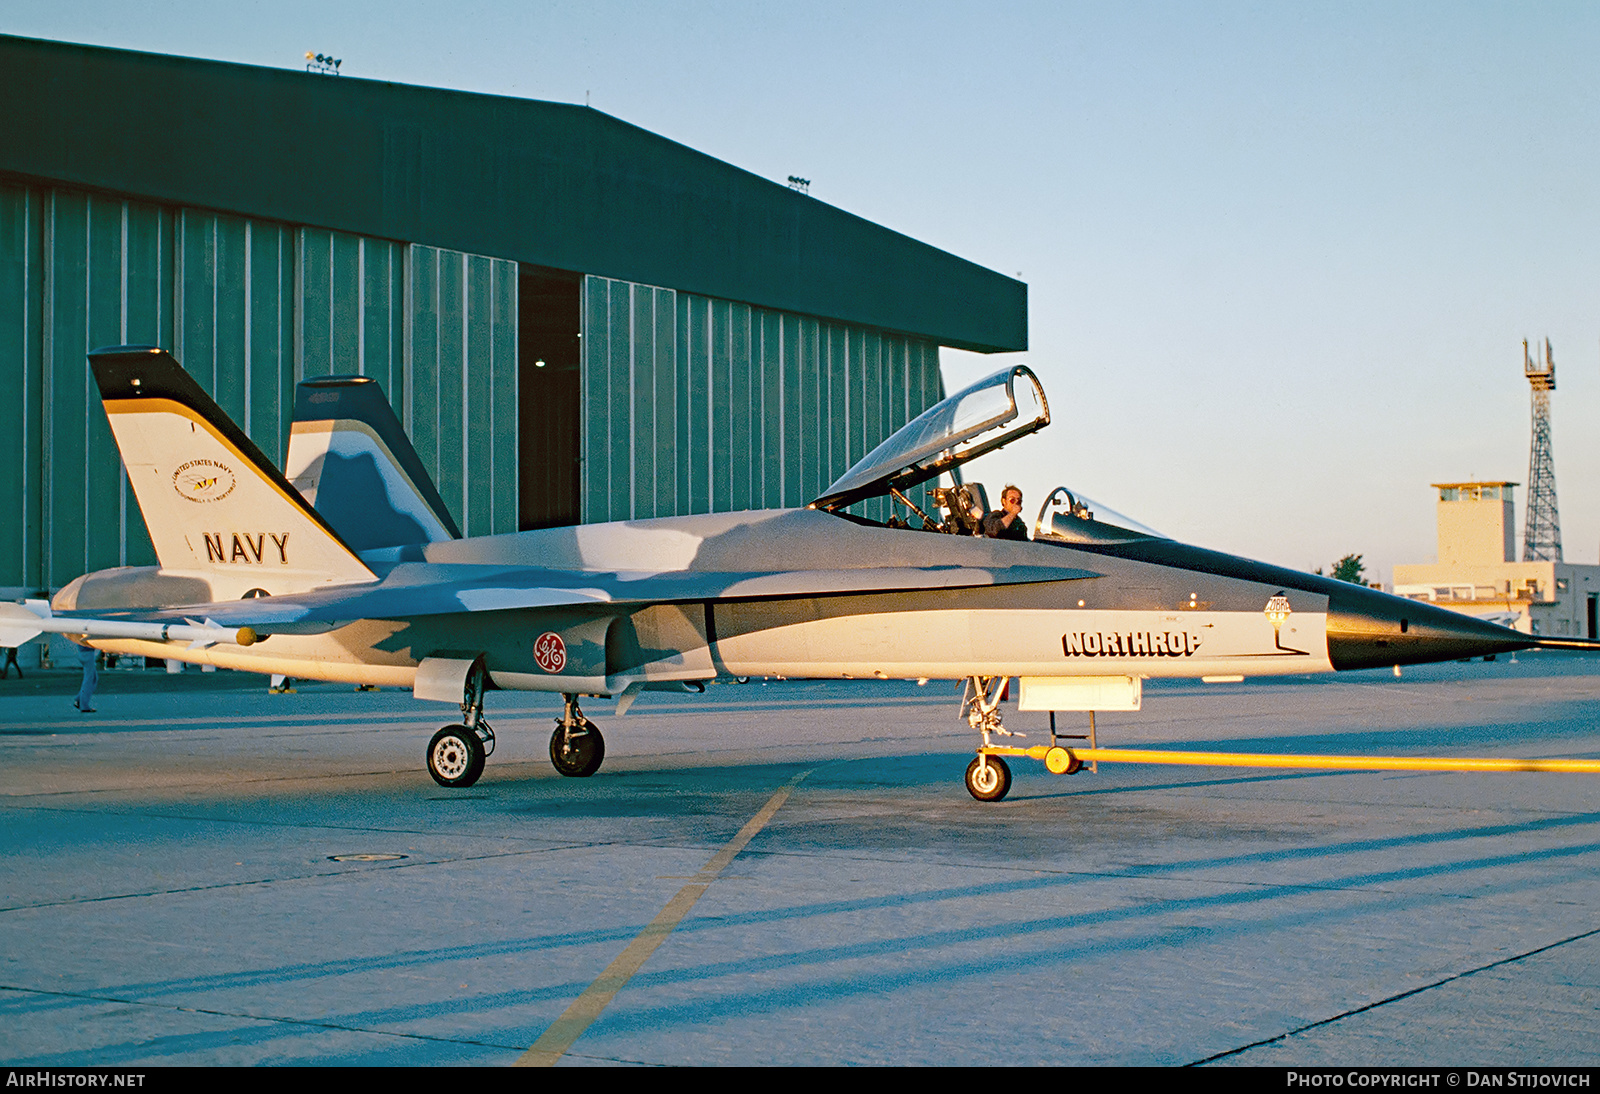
[516,770,810,1067]
[983,745,1600,774]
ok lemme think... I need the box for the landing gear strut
[962,675,1020,802]
[550,693,605,777]
[425,657,495,788]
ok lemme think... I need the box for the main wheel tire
[427,725,486,788]
[550,719,606,777]
[965,755,1012,802]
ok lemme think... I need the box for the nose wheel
[965,754,1012,801]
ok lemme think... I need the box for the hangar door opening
[518,267,582,529]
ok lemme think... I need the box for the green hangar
[0,34,1027,600]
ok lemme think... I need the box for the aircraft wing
[52,561,1101,638]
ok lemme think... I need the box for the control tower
[1522,338,1562,562]
[1393,480,1598,638]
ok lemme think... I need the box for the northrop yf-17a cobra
[2,346,1586,800]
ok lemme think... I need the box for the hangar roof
[0,34,1026,353]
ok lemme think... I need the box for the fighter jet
[1,345,1575,801]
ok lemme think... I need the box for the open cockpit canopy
[811,365,1049,512]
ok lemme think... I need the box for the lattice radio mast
[1522,337,1562,561]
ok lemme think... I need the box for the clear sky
[9,1,1600,580]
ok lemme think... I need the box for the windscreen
[813,365,1049,511]
[1033,486,1167,544]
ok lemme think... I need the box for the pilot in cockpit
[982,484,1028,541]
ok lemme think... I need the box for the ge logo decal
[533,632,567,673]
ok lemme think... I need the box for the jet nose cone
[1326,589,1532,671]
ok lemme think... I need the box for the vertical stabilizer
[90,346,377,594]
[284,376,461,551]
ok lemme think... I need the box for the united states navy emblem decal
[173,459,236,503]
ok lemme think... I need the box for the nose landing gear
[962,675,1021,801]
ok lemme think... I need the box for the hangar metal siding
[581,275,943,525]
[0,184,42,592]
[0,180,517,591]
[3,184,941,592]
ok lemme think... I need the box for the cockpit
[810,364,1167,545]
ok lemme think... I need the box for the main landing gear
[421,666,607,785]
[426,659,495,788]
[550,693,605,777]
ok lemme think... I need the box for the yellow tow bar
[981,745,1600,776]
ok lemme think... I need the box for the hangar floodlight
[304,52,342,75]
